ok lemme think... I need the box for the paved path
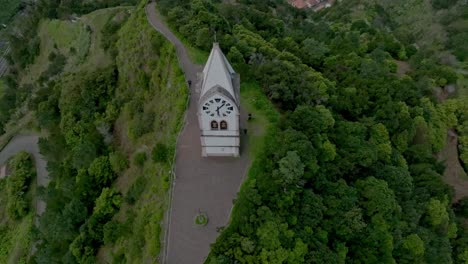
[146,3,250,264]
[0,134,49,215]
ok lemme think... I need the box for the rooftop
[201,43,238,103]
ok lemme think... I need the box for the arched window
[211,120,219,130]
[220,120,228,130]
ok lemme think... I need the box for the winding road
[0,134,49,215]
[146,3,251,264]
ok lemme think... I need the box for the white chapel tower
[198,43,240,157]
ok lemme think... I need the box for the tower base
[202,146,239,157]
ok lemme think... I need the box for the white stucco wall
[198,93,240,157]
[202,146,239,157]
[198,95,239,133]
[201,136,239,147]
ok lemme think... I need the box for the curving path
[0,134,49,215]
[146,3,251,264]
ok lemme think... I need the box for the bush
[195,213,208,226]
[103,220,126,245]
[40,52,67,80]
[152,143,169,163]
[109,151,129,174]
[133,152,147,167]
[125,176,146,205]
[455,197,468,218]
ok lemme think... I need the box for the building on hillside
[288,0,334,10]
[198,43,240,157]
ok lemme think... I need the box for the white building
[198,43,240,157]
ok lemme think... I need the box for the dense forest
[156,0,468,263]
[1,0,467,263]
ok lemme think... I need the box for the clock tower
[198,43,240,157]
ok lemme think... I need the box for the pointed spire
[200,43,238,103]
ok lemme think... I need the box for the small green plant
[152,143,169,163]
[109,151,129,173]
[103,220,127,245]
[195,212,208,226]
[133,152,147,167]
[125,176,146,205]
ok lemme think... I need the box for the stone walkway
[146,3,250,264]
[0,134,49,215]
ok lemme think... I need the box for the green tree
[426,198,449,227]
[109,151,129,174]
[88,156,115,187]
[302,38,330,66]
[356,177,399,217]
[402,234,425,258]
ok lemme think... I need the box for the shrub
[109,151,129,174]
[125,176,146,205]
[133,152,147,167]
[88,156,115,187]
[103,220,126,245]
[5,151,34,219]
[152,143,169,163]
[195,213,208,226]
[41,52,67,80]
[455,197,468,218]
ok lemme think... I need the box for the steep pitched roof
[200,43,238,103]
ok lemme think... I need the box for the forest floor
[438,129,468,202]
[396,60,411,77]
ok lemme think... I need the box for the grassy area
[45,20,89,54]
[240,82,280,157]
[186,43,209,65]
[0,213,33,264]
[0,79,4,98]
[0,0,21,25]
[448,19,468,32]
[22,7,130,85]
[80,7,131,70]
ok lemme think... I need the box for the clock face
[202,97,234,117]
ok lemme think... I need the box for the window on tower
[211,120,219,130]
[220,120,228,130]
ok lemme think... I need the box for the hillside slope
[0,2,188,263]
